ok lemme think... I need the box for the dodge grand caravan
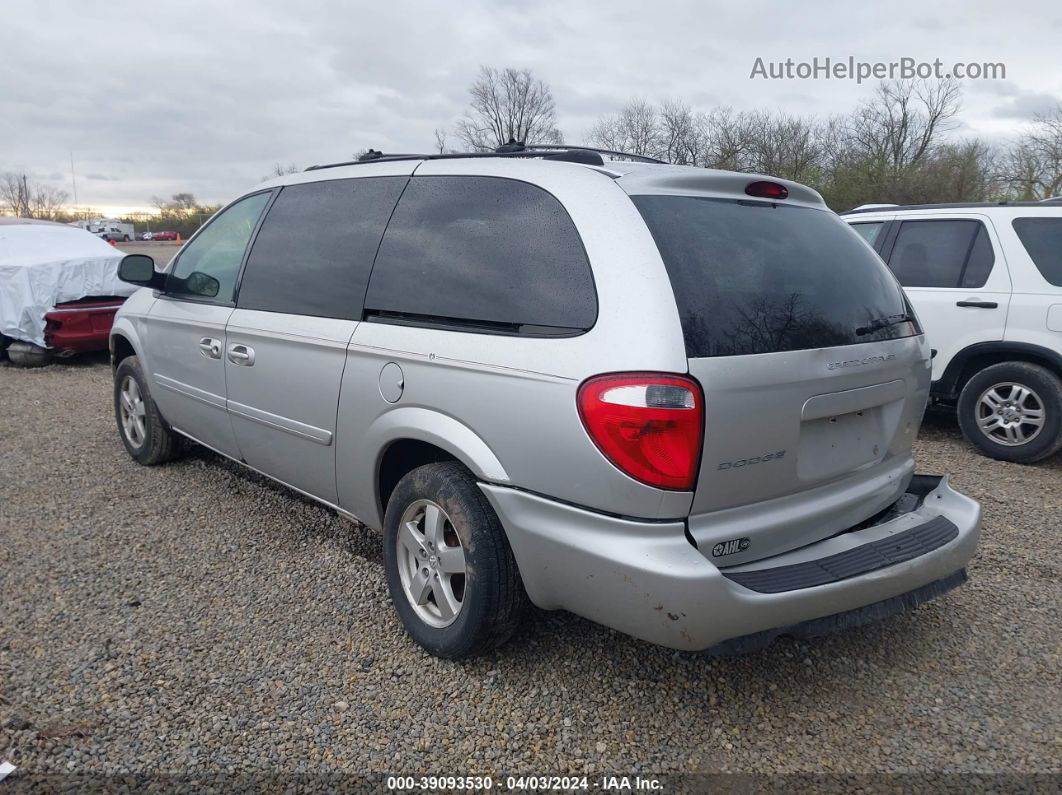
[110,145,981,659]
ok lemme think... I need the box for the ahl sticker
[712,537,751,558]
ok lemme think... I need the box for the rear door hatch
[630,190,932,565]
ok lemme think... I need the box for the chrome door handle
[227,343,255,366]
[198,337,222,359]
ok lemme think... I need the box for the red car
[151,230,179,241]
[44,297,128,352]
[1,220,134,367]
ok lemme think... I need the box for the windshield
[632,195,916,358]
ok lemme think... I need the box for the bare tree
[270,163,300,177]
[0,172,31,217]
[433,128,452,154]
[745,112,827,183]
[0,172,68,219]
[587,99,659,158]
[999,104,1062,200]
[701,107,757,171]
[657,100,709,165]
[455,66,563,151]
[846,78,962,174]
[31,184,69,220]
[171,192,197,210]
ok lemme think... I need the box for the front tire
[957,361,1062,463]
[382,461,527,659]
[114,356,179,465]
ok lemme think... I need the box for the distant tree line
[5,69,1061,228]
[437,69,1062,211]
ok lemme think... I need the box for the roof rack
[841,200,1057,214]
[304,140,665,172]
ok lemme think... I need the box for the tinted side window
[961,225,994,288]
[169,192,271,302]
[887,220,994,288]
[851,222,884,247]
[1013,217,1062,286]
[364,176,596,333]
[237,177,406,319]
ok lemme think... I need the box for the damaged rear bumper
[480,475,980,652]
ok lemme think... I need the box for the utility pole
[70,151,79,210]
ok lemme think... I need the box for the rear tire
[114,356,179,465]
[957,361,1062,463]
[6,342,51,368]
[382,461,527,659]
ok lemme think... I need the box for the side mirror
[118,254,164,288]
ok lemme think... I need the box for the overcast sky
[3,0,1060,213]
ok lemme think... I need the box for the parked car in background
[96,225,131,242]
[109,146,981,660]
[138,231,155,241]
[844,202,1062,463]
[0,219,135,366]
[151,230,178,241]
[78,219,134,242]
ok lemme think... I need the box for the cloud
[3,0,1060,208]
[991,91,1062,120]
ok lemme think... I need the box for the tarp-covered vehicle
[0,219,136,367]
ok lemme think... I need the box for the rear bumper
[480,475,980,652]
[44,300,125,353]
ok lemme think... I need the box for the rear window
[364,176,596,335]
[632,196,914,358]
[1013,217,1062,286]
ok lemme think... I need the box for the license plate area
[798,405,893,481]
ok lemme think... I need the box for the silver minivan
[110,146,981,659]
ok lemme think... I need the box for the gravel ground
[1,355,1060,789]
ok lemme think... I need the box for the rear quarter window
[632,196,913,358]
[851,222,885,246]
[364,176,596,334]
[1013,217,1062,286]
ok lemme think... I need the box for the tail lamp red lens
[745,180,788,200]
[577,373,704,491]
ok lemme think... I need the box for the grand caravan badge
[827,353,895,371]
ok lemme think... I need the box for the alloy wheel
[975,381,1046,447]
[395,499,467,627]
[119,375,147,448]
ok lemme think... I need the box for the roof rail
[304,142,664,172]
[841,200,1059,214]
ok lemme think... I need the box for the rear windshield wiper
[855,313,914,336]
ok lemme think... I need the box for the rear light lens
[745,180,788,200]
[578,373,704,491]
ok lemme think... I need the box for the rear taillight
[578,372,704,491]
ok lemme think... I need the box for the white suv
[844,201,1062,463]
